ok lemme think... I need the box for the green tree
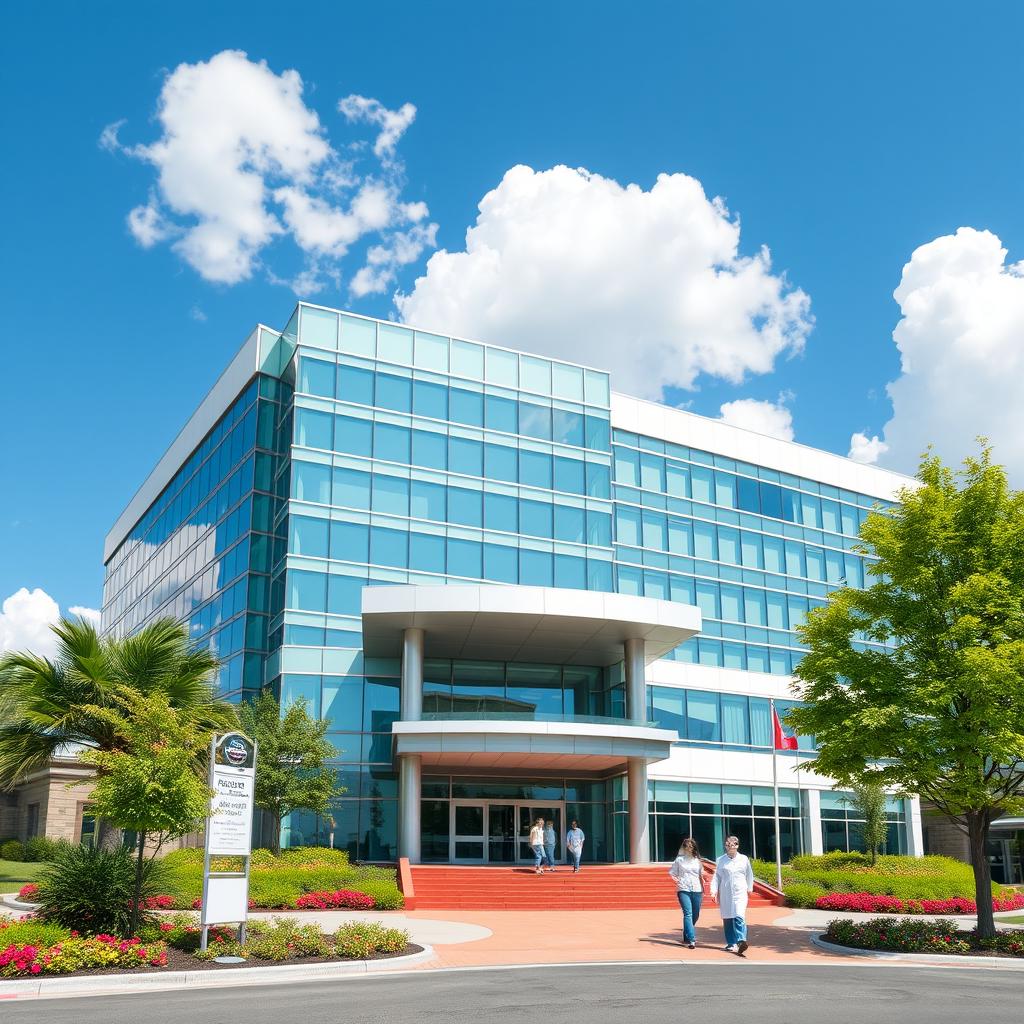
[789,445,1024,938]
[239,693,338,856]
[847,781,889,865]
[0,617,237,848]
[78,688,213,935]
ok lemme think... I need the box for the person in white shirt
[566,820,586,873]
[667,836,705,949]
[710,834,754,955]
[529,818,546,874]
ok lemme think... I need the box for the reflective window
[449,436,483,477]
[337,364,374,405]
[289,569,326,611]
[410,480,446,521]
[370,526,408,567]
[484,443,517,482]
[299,357,336,398]
[296,409,333,449]
[409,533,445,573]
[333,467,371,509]
[483,543,518,583]
[554,457,586,495]
[413,379,448,420]
[520,499,553,538]
[291,516,329,558]
[554,505,586,544]
[520,548,553,586]
[374,423,410,463]
[292,462,331,504]
[520,450,552,489]
[448,487,483,527]
[450,388,484,427]
[484,492,518,533]
[331,521,369,563]
[371,475,409,516]
[485,394,518,434]
[447,537,482,578]
[335,416,372,457]
[412,429,447,470]
[553,408,585,447]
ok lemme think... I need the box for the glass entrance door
[451,801,486,863]
[488,804,517,863]
[517,805,564,864]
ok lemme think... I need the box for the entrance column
[627,756,650,863]
[400,627,424,721]
[624,638,646,721]
[398,753,422,863]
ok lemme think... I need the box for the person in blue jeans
[668,836,705,949]
[529,818,546,874]
[566,820,585,872]
[711,835,754,955]
[543,819,557,871]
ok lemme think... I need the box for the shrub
[34,844,171,937]
[815,891,1024,915]
[0,840,25,862]
[355,879,405,910]
[785,882,828,908]
[295,889,374,910]
[279,847,351,867]
[0,916,71,948]
[248,877,301,909]
[334,921,409,959]
[22,837,66,863]
[17,883,38,901]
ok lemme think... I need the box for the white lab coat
[711,852,754,919]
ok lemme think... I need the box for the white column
[627,756,651,864]
[805,788,824,855]
[398,753,422,863]
[624,638,646,721]
[906,796,925,857]
[400,627,424,722]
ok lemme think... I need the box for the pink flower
[30,964,40,974]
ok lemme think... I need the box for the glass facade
[104,303,912,862]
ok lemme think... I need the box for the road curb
[0,945,436,998]
[810,932,1024,968]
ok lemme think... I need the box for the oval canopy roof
[361,584,701,666]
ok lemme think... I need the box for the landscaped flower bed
[823,916,1024,957]
[815,891,1024,915]
[16,884,38,901]
[160,848,404,911]
[294,890,375,910]
[0,913,418,978]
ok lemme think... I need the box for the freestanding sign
[200,732,257,951]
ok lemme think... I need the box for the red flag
[773,706,799,750]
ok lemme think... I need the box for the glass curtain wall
[820,791,908,854]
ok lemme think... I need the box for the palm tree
[0,616,239,847]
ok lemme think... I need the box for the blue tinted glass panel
[484,443,517,482]
[552,409,585,447]
[333,467,371,509]
[484,394,518,433]
[554,553,587,589]
[447,538,482,578]
[337,365,374,405]
[483,492,518,533]
[554,457,585,495]
[291,516,329,558]
[800,493,822,528]
[293,462,331,504]
[721,694,749,743]
[410,480,446,521]
[376,373,412,413]
[760,482,783,519]
[554,505,585,543]
[483,543,518,583]
[374,423,411,463]
[687,691,721,740]
[519,402,552,440]
[409,533,445,573]
[450,388,484,427]
[370,527,408,567]
[335,416,372,457]
[587,510,612,547]
[766,591,788,629]
[520,549,553,586]
[413,379,448,420]
[448,487,483,527]
[695,581,719,619]
[585,414,610,450]
[691,466,713,504]
[299,357,335,397]
[741,532,763,569]
[715,472,737,508]
[640,454,665,492]
[616,506,641,546]
[763,535,785,574]
[289,570,326,611]
[331,521,369,562]
[520,500,553,538]
[781,489,800,522]
[586,462,610,498]
[412,429,447,470]
[371,475,410,516]
[744,589,767,626]
[614,448,639,486]
[737,476,760,514]
[718,526,740,564]
[642,511,666,550]
[327,574,364,616]
[587,558,613,591]
[520,450,552,489]
[296,408,333,449]
[449,436,483,476]
[667,519,692,556]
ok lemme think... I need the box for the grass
[998,914,1024,924]
[0,859,45,888]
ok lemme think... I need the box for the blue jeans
[532,843,546,868]
[723,916,747,947]
[676,890,703,943]
[543,843,556,868]
[568,847,582,870]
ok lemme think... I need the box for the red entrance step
[401,860,784,911]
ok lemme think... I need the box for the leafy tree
[0,617,237,847]
[78,687,213,935]
[847,781,889,865]
[239,693,338,856]
[789,446,1024,937]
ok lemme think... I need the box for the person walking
[543,819,557,871]
[529,817,546,874]
[710,834,754,955]
[668,836,705,949]
[566,820,586,872]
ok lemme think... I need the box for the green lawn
[997,914,1024,924]
[0,859,45,889]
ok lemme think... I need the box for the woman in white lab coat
[710,835,754,955]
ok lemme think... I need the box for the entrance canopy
[361,584,701,665]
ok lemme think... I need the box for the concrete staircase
[405,862,784,911]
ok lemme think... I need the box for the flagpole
[771,698,783,892]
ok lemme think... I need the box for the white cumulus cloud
[396,164,812,400]
[0,589,100,659]
[848,432,889,465]
[870,227,1024,478]
[718,397,795,441]
[102,50,435,294]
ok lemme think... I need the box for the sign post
[200,732,257,953]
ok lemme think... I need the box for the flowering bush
[16,884,39,901]
[334,921,408,959]
[823,916,1024,957]
[0,934,168,977]
[141,895,176,910]
[294,890,375,910]
[816,891,1024,915]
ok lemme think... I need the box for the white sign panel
[203,875,250,926]
[207,733,256,855]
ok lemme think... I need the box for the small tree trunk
[97,818,123,852]
[129,831,146,937]
[271,811,282,857]
[966,811,995,939]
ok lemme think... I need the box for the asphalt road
[5,964,1019,1023]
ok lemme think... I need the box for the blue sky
[2,1,1024,643]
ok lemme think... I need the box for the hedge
[159,848,403,911]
